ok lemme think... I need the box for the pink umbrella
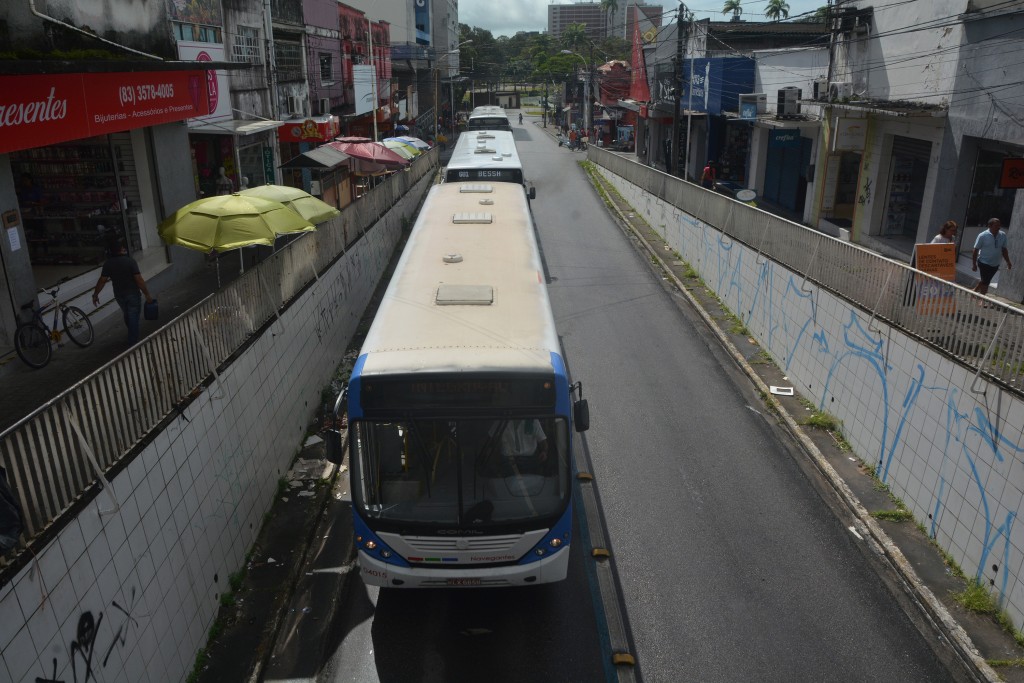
[326,140,409,168]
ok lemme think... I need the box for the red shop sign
[1000,158,1024,189]
[0,70,211,154]
[278,116,340,143]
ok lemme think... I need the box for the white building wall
[343,0,416,45]
[754,48,829,115]
[597,160,1024,631]
[836,0,964,105]
[0,174,433,683]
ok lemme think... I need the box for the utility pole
[683,8,695,180]
[368,18,378,141]
[669,3,684,176]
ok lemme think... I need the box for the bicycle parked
[14,281,95,369]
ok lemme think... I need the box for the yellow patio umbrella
[238,184,341,224]
[158,193,315,286]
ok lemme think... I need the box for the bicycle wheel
[63,306,95,347]
[14,323,51,369]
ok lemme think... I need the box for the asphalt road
[520,118,951,682]
[319,116,953,683]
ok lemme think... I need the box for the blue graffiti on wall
[687,213,1024,607]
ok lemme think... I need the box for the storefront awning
[280,146,350,170]
[616,100,641,112]
[188,119,285,136]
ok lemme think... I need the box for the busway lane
[516,119,953,683]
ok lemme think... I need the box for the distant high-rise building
[548,2,663,41]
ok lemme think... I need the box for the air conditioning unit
[318,98,331,115]
[738,93,767,118]
[286,96,300,114]
[812,77,829,101]
[829,81,853,101]
[777,87,802,117]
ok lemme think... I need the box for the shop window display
[12,133,142,282]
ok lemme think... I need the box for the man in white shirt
[972,217,1012,296]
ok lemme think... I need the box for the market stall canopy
[395,136,431,151]
[239,185,341,224]
[381,138,421,159]
[326,140,410,168]
[335,136,373,143]
[279,145,351,170]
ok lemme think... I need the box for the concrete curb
[589,165,998,683]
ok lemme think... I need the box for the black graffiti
[103,587,140,667]
[34,585,143,683]
[69,611,102,682]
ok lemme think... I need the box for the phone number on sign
[118,83,176,107]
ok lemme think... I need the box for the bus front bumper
[357,546,571,588]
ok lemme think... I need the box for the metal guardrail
[591,147,1024,390]
[0,149,438,569]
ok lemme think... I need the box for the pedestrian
[931,220,957,244]
[971,217,1012,296]
[92,239,154,345]
[569,128,577,150]
[701,160,717,189]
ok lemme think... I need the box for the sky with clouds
[459,0,825,38]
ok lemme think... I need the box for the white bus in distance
[465,105,512,131]
[324,181,589,588]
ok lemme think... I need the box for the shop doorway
[882,136,931,237]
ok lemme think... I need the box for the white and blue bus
[443,130,534,198]
[465,105,512,132]
[330,181,588,588]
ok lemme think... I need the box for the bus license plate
[447,578,481,586]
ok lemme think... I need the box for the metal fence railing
[0,149,438,571]
[591,147,1024,390]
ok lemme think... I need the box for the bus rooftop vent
[459,184,493,193]
[474,147,496,154]
[436,284,494,305]
[452,212,493,224]
[476,133,496,139]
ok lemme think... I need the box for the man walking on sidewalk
[92,239,154,345]
[972,217,1012,296]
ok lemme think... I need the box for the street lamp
[560,49,591,132]
[435,40,472,141]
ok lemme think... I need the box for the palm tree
[764,0,790,21]
[600,0,620,37]
[561,22,588,54]
[722,0,743,22]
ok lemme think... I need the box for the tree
[722,0,743,22]
[764,0,790,21]
[561,22,589,54]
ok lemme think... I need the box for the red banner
[1000,158,1024,189]
[0,70,211,154]
[278,116,341,143]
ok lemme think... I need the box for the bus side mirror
[528,185,536,200]
[324,429,343,465]
[573,399,590,432]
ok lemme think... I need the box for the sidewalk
[0,252,247,433]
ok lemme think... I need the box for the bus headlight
[381,550,392,559]
[365,540,377,550]
[549,538,563,548]
[535,548,546,556]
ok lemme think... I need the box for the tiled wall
[0,176,428,683]
[599,167,1024,627]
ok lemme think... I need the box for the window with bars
[233,26,261,64]
[275,40,303,81]
[320,53,333,83]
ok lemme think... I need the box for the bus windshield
[467,117,511,130]
[352,417,570,527]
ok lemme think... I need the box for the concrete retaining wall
[0,173,431,683]
[596,163,1024,627]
